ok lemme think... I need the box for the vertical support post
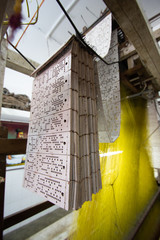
[0,126,8,240]
[0,38,7,119]
[0,0,8,37]
[0,0,15,40]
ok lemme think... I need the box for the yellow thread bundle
[71,93,160,240]
[14,0,22,14]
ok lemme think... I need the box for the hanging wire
[56,0,120,66]
[86,6,98,19]
[6,32,36,70]
[81,15,88,27]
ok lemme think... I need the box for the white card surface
[24,37,102,210]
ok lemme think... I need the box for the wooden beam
[0,139,27,155]
[154,28,160,42]
[121,74,138,93]
[1,0,15,39]
[127,55,139,69]
[0,0,9,35]
[0,126,8,138]
[6,49,39,76]
[133,77,154,86]
[3,201,53,230]
[103,0,160,90]
[120,42,136,61]
[123,63,143,76]
[120,28,160,61]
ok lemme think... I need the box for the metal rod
[56,0,82,40]
[56,0,120,66]
[3,201,53,230]
[129,77,140,83]
[149,13,160,23]
[7,38,36,70]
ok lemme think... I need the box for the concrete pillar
[0,38,7,119]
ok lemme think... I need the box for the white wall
[4,167,58,235]
[4,167,45,217]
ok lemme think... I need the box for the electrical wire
[86,6,98,19]
[121,83,147,101]
[56,0,120,66]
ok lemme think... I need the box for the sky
[3,0,160,100]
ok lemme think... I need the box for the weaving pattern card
[24,37,101,210]
[96,29,121,143]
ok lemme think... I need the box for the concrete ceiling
[1,0,160,91]
[0,0,159,63]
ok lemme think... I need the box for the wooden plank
[103,0,160,90]
[129,77,140,83]
[1,0,15,39]
[0,126,7,138]
[6,49,39,76]
[127,55,139,69]
[120,29,160,61]
[120,43,136,61]
[3,201,53,230]
[0,0,9,33]
[0,139,27,155]
[123,63,142,76]
[121,74,138,93]
[0,126,8,240]
[0,39,7,118]
[133,77,154,86]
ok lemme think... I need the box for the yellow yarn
[71,91,159,240]
[13,0,22,14]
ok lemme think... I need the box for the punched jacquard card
[24,36,102,210]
